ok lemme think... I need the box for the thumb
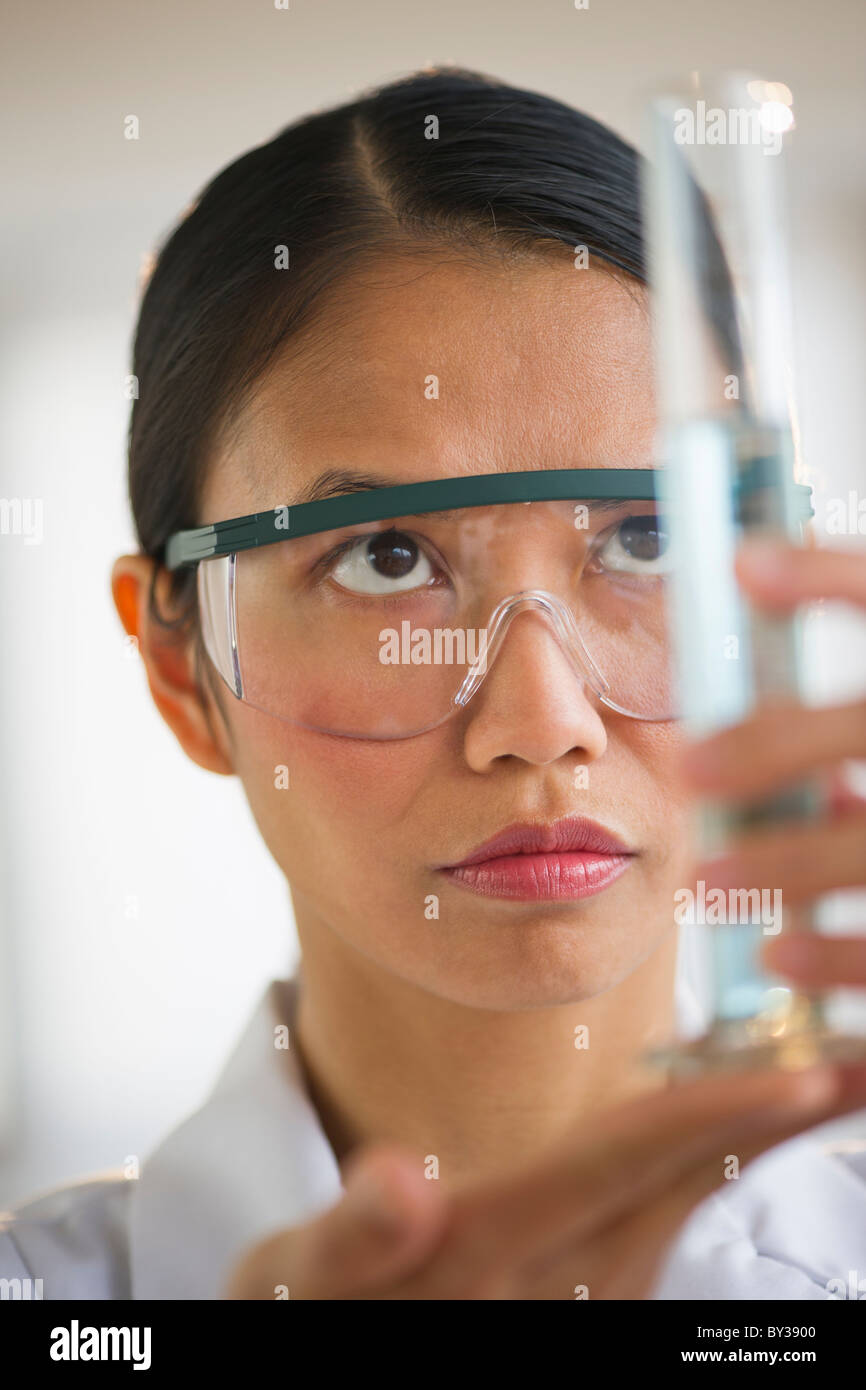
[229,1144,446,1299]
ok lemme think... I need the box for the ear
[111,553,234,776]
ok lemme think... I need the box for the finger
[681,700,866,800]
[226,1144,447,1299]
[515,1067,866,1300]
[425,1062,842,1287]
[520,1062,866,1300]
[645,1058,866,1216]
[763,931,866,988]
[697,807,866,905]
[736,540,866,611]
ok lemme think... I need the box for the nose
[460,594,609,771]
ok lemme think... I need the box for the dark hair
[127,66,654,635]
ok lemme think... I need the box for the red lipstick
[438,816,634,901]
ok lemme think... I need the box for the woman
[4,67,866,1301]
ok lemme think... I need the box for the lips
[438,815,635,901]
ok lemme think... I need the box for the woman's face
[196,251,693,1010]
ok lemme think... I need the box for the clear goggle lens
[197,496,677,738]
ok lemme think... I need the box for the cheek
[230,706,694,863]
[227,702,445,891]
[623,718,695,868]
[628,718,689,804]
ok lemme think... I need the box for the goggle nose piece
[453,588,611,710]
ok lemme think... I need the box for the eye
[329,528,436,595]
[596,513,671,575]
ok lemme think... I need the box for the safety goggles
[165,468,814,740]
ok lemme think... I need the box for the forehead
[201,252,655,521]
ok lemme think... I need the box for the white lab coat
[2,975,865,1300]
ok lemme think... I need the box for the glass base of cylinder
[644,1023,866,1080]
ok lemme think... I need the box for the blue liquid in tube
[660,416,823,1040]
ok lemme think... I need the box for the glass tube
[641,71,866,1076]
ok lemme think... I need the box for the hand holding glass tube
[683,538,866,1048]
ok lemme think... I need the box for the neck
[291,905,679,1190]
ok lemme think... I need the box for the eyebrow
[293,467,653,517]
[293,468,397,505]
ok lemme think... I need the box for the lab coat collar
[129,976,343,1300]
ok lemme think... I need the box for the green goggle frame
[164,466,815,571]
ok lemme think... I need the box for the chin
[413,923,653,1012]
